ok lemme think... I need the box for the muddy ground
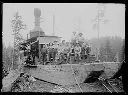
[4,77,124,93]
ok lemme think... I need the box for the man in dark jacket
[69,46,75,64]
[53,48,58,61]
[41,45,47,64]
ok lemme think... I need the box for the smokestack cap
[34,8,41,17]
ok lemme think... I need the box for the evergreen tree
[2,42,6,64]
[2,42,7,78]
[2,42,14,78]
[89,36,123,62]
[11,12,26,70]
[118,39,125,62]
[104,39,115,62]
[99,39,115,62]
[99,44,105,62]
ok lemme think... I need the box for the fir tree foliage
[97,37,123,62]
[2,43,14,78]
[11,12,26,70]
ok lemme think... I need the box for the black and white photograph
[2,3,125,93]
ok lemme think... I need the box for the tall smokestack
[34,8,41,27]
[30,8,45,38]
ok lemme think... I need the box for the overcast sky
[3,3,125,47]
